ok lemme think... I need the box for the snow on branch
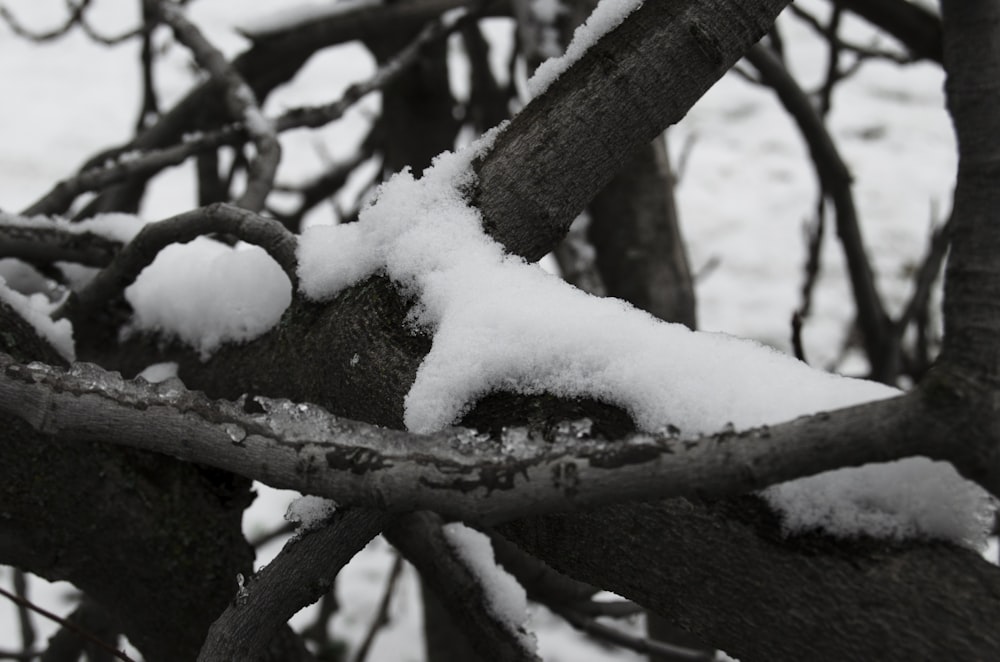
[55,203,297,329]
[0,352,990,546]
[385,513,540,661]
[153,0,279,212]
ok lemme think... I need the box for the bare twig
[0,0,91,42]
[553,607,714,662]
[248,522,295,549]
[300,588,340,654]
[54,203,298,325]
[350,554,405,662]
[896,215,951,335]
[789,5,914,68]
[12,570,36,653]
[40,598,121,662]
[0,585,134,662]
[154,0,279,212]
[21,3,472,218]
[745,44,897,382]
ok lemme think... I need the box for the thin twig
[12,570,36,653]
[154,0,279,213]
[553,606,714,662]
[0,0,90,42]
[571,599,644,619]
[896,215,951,335]
[21,3,473,218]
[350,553,405,662]
[788,5,914,66]
[0,585,134,662]
[746,44,896,382]
[248,521,295,549]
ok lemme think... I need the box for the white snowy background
[0,0,984,660]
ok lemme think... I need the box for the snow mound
[125,237,292,359]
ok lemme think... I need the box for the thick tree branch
[938,0,1000,385]
[474,0,792,262]
[198,509,388,661]
[4,353,991,522]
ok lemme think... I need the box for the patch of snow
[124,237,292,359]
[527,0,643,98]
[0,275,74,361]
[285,495,338,532]
[762,458,994,547]
[297,131,992,548]
[137,361,179,383]
[442,522,535,650]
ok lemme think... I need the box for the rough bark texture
[475,0,792,262]
[940,0,1000,385]
[0,417,254,661]
[500,497,1000,661]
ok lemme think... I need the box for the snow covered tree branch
[0,353,991,533]
[3,0,1000,660]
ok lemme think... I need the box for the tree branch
[0,222,120,267]
[3,353,988,523]
[0,585,133,662]
[745,44,896,381]
[21,4,473,218]
[474,0,792,262]
[153,1,279,213]
[198,509,388,661]
[832,0,942,63]
[385,513,540,662]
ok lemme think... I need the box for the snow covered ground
[0,0,964,659]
